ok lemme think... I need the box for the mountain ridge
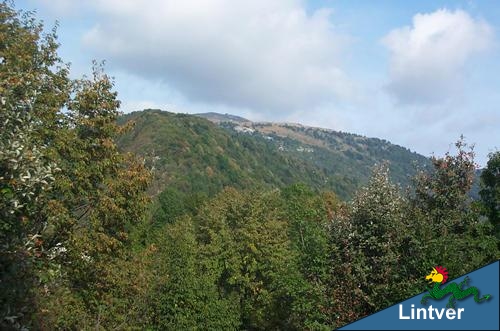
[118,109,431,200]
[195,112,419,153]
[195,112,251,124]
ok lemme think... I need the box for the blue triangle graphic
[339,261,499,330]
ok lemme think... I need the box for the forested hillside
[1,3,499,330]
[118,109,430,200]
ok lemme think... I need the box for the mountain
[117,109,431,200]
[195,112,250,124]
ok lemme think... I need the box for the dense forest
[118,109,431,201]
[1,3,499,330]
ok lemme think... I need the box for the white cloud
[382,9,493,105]
[79,0,352,114]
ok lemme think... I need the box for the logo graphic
[420,266,491,308]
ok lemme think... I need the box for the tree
[153,187,188,225]
[34,63,151,331]
[412,138,476,229]
[1,2,69,326]
[0,108,58,328]
[345,165,408,311]
[408,138,498,277]
[148,216,240,330]
[0,3,151,328]
[480,151,500,238]
[195,188,320,330]
[280,184,336,329]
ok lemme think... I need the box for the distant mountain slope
[118,110,335,197]
[231,121,431,191]
[118,109,431,200]
[195,112,250,124]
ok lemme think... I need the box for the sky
[16,0,500,166]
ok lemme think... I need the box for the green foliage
[118,109,431,200]
[348,165,408,309]
[257,123,431,200]
[0,110,57,316]
[1,3,151,329]
[328,148,499,327]
[407,138,498,276]
[148,217,240,330]
[480,151,500,238]
[117,110,326,199]
[153,187,188,225]
[329,164,411,321]
[34,64,152,331]
[1,3,498,330]
[1,2,68,326]
[279,184,334,329]
[195,188,300,329]
[413,138,475,221]
[144,187,337,330]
